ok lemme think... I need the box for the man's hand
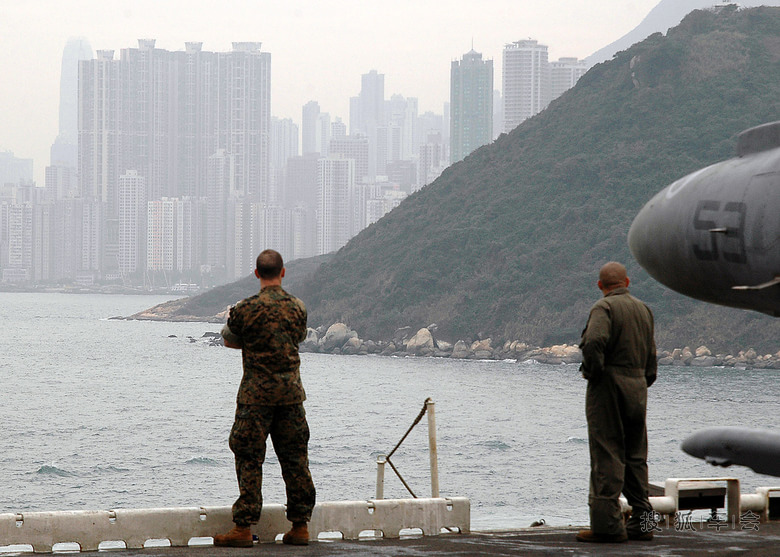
[223,338,243,349]
[221,323,243,349]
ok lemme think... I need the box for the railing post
[376,455,386,500]
[427,399,439,498]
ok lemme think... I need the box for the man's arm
[645,307,658,386]
[580,304,610,381]
[222,305,243,349]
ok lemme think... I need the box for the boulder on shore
[320,323,357,351]
[407,328,436,356]
[451,340,471,359]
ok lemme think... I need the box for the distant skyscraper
[79,49,119,210]
[331,118,347,138]
[118,170,146,275]
[550,57,588,101]
[225,42,271,202]
[3,202,33,282]
[416,111,445,159]
[80,200,102,274]
[419,132,445,188]
[282,153,319,261]
[502,39,550,133]
[146,196,196,274]
[386,94,417,162]
[147,198,176,272]
[79,40,272,280]
[0,151,34,186]
[206,149,234,270]
[45,165,77,201]
[450,49,493,163]
[351,70,385,180]
[271,117,299,204]
[290,205,316,260]
[352,70,385,135]
[492,90,503,140]
[318,112,332,157]
[51,37,93,168]
[80,40,271,204]
[329,135,369,184]
[284,153,319,211]
[317,157,357,254]
[302,101,321,155]
[251,203,292,263]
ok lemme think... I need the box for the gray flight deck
[17,523,780,556]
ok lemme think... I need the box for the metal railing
[375,398,439,500]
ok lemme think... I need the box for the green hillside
[295,7,780,353]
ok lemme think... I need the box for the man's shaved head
[599,262,628,291]
[256,249,284,279]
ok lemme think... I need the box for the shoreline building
[450,49,493,164]
[502,39,550,133]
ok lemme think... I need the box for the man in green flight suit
[214,249,316,547]
[577,261,657,543]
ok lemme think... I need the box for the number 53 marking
[692,200,747,264]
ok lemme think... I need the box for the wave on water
[566,436,588,444]
[93,465,130,474]
[476,440,511,450]
[185,457,220,467]
[36,465,75,477]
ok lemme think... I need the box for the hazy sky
[1,0,660,184]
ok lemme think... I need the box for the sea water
[1,292,779,530]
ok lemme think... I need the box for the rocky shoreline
[128,296,780,366]
[140,308,780,369]
[295,323,780,369]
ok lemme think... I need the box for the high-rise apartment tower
[450,49,493,163]
[502,39,550,133]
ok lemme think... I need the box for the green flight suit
[580,287,657,536]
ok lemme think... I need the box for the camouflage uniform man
[214,249,316,547]
[577,262,657,544]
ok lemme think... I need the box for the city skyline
[1,0,662,186]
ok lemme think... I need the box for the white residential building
[502,39,551,133]
[118,170,146,275]
[550,57,588,101]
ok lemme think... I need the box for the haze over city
[2,0,765,290]
[2,0,662,185]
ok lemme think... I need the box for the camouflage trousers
[229,403,316,526]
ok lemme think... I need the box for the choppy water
[1,292,779,530]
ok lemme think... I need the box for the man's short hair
[256,249,284,279]
[599,261,628,289]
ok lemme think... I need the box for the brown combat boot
[575,529,627,543]
[213,524,253,547]
[282,521,309,545]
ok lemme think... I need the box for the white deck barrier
[632,477,780,524]
[0,497,470,553]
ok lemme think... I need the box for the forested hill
[294,7,780,354]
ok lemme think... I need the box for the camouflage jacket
[225,285,308,405]
[579,287,657,386]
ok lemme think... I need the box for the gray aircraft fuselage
[631,122,780,477]
[628,121,780,316]
[682,427,780,477]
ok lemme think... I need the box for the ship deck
[21,522,779,556]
